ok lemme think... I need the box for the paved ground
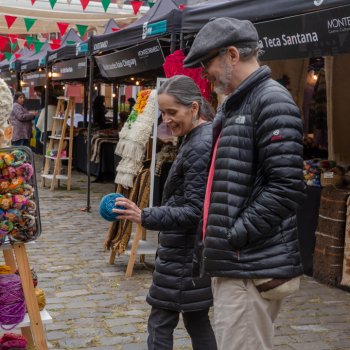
[1,161,350,349]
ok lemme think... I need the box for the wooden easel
[1,243,50,349]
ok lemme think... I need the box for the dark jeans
[147,306,217,350]
[12,139,29,147]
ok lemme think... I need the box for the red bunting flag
[80,0,90,10]
[111,27,120,32]
[50,43,60,50]
[4,15,17,29]
[29,44,35,51]
[8,34,19,44]
[14,53,21,59]
[179,4,186,11]
[130,1,143,15]
[0,36,8,51]
[57,22,69,36]
[31,0,36,4]
[0,53,5,61]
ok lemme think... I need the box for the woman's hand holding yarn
[112,198,142,224]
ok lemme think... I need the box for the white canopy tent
[0,0,150,35]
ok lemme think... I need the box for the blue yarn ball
[99,193,125,222]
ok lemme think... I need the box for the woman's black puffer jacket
[142,122,213,312]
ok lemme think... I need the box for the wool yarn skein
[99,193,125,222]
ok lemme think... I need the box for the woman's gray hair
[158,75,214,121]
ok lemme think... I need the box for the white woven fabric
[0,78,13,147]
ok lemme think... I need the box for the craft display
[115,89,157,188]
[99,193,125,222]
[0,147,41,245]
[303,159,340,187]
[0,78,13,148]
[0,274,26,330]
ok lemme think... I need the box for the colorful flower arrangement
[125,89,152,129]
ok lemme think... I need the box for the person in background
[10,91,37,146]
[113,75,217,350]
[93,95,108,129]
[127,97,136,112]
[183,17,305,350]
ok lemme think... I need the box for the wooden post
[13,244,48,350]
[3,249,16,273]
[125,224,143,277]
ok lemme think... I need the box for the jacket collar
[223,65,271,113]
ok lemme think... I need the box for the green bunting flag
[10,41,17,51]
[49,0,58,9]
[66,40,76,45]
[24,18,37,32]
[148,1,155,7]
[4,52,12,61]
[33,40,44,53]
[101,0,111,12]
[26,36,34,46]
[76,24,88,37]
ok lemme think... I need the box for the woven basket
[320,171,343,187]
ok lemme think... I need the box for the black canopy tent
[181,0,348,33]
[91,0,183,55]
[181,0,350,61]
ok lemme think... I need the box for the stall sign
[22,71,46,87]
[95,39,165,79]
[1,71,16,86]
[76,42,89,56]
[142,20,167,39]
[51,57,87,81]
[257,4,350,60]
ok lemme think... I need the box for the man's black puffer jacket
[204,66,305,279]
[142,122,213,312]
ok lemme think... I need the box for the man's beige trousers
[212,277,282,350]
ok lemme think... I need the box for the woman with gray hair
[113,75,217,349]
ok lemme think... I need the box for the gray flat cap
[184,17,259,68]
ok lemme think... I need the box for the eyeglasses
[199,48,227,70]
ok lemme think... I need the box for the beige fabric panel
[262,59,308,111]
[326,54,350,163]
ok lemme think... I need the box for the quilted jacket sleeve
[141,130,211,232]
[228,83,306,249]
[11,103,34,122]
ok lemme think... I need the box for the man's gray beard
[214,62,232,95]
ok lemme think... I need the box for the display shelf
[4,309,53,329]
[125,239,157,256]
[41,174,68,180]
[49,136,70,140]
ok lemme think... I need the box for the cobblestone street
[1,165,350,350]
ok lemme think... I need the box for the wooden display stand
[1,243,51,349]
[41,96,75,191]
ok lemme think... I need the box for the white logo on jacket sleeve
[273,129,280,136]
[235,116,246,124]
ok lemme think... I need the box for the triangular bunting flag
[49,0,58,9]
[29,44,35,51]
[17,38,26,50]
[148,1,155,8]
[8,34,18,44]
[52,39,61,46]
[24,18,37,32]
[10,41,17,51]
[26,36,34,46]
[111,27,120,32]
[4,15,17,29]
[31,0,36,4]
[4,52,12,61]
[130,1,143,15]
[76,24,88,37]
[80,0,90,10]
[66,40,76,45]
[57,22,69,36]
[179,4,186,11]
[0,36,8,51]
[0,53,5,61]
[101,0,111,12]
[14,53,21,59]
[33,40,44,53]
[50,43,60,50]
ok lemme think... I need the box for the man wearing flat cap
[185,17,305,350]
